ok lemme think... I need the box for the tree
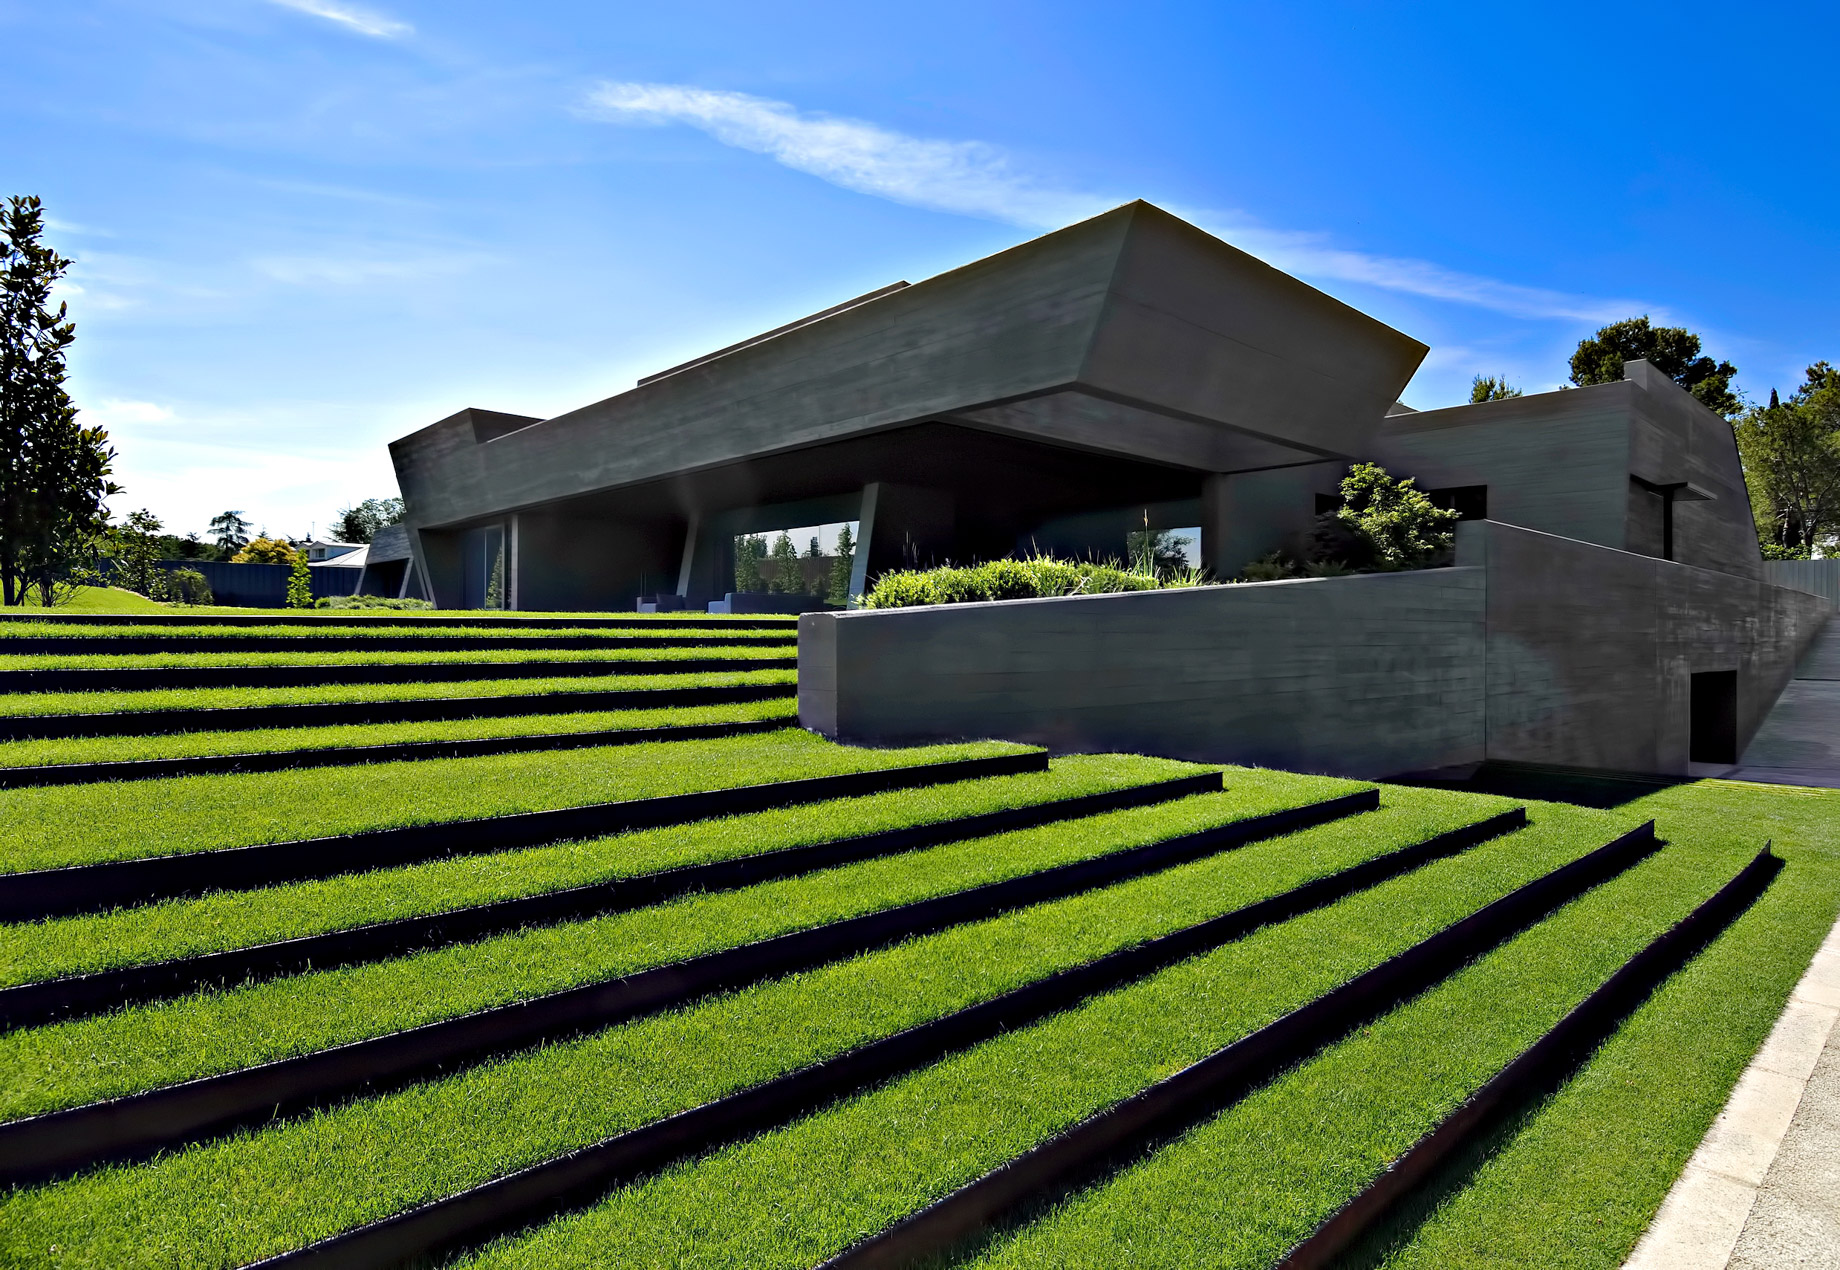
[330,497,404,544]
[1569,317,1741,417]
[768,531,801,594]
[108,509,171,600]
[0,196,120,605]
[1306,463,1459,573]
[1469,375,1523,403]
[208,510,251,556]
[1734,365,1840,557]
[285,554,313,609]
[828,523,855,605]
[231,535,301,565]
[732,534,765,592]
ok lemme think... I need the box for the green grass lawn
[0,783,1503,1266]
[0,588,797,621]
[0,620,793,639]
[0,587,167,613]
[0,729,1026,873]
[0,698,798,769]
[0,667,794,717]
[0,643,794,672]
[0,772,1339,1118]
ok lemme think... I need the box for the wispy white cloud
[265,0,412,40]
[583,82,1109,228]
[250,251,484,287]
[85,399,176,427]
[584,81,1639,323]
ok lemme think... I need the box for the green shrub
[285,556,313,609]
[315,594,435,611]
[165,567,213,605]
[863,554,1169,609]
[1238,463,1458,581]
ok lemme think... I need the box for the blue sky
[8,0,1837,538]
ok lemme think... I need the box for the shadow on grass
[1393,762,1687,810]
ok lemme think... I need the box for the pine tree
[733,535,765,592]
[828,523,856,605]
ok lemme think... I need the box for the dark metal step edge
[0,772,1225,1028]
[818,818,1663,1270]
[0,635,780,655]
[250,808,1529,1270]
[0,716,798,793]
[0,682,795,743]
[0,614,796,630]
[0,750,1044,922]
[1273,845,1782,1270]
[0,788,1378,1186]
[0,656,796,693]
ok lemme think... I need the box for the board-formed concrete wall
[1464,521,1829,772]
[801,520,1830,779]
[799,567,1488,778]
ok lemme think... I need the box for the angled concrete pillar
[1201,461,1345,577]
[850,482,955,601]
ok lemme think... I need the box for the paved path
[1624,913,1840,1269]
[1721,622,1840,789]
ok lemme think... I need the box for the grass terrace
[0,644,793,672]
[0,612,1834,1270]
[0,667,795,718]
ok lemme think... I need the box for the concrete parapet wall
[801,520,1830,779]
[799,568,1487,778]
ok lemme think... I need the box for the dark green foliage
[208,510,251,556]
[0,197,120,606]
[330,498,404,544]
[733,535,765,593]
[864,554,1162,608]
[827,523,855,606]
[165,568,212,605]
[1569,316,1741,417]
[1469,375,1522,403]
[1734,366,1840,557]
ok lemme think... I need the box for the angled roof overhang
[391,202,1428,529]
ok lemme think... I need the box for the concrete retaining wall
[801,521,1830,778]
[800,567,1487,778]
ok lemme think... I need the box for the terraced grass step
[0,698,798,772]
[0,787,1371,1184]
[1275,848,1778,1269]
[0,654,796,692]
[0,781,1486,1265]
[0,755,1204,990]
[335,799,1630,1270]
[0,678,795,742]
[0,645,796,672]
[0,730,1025,875]
[0,716,792,791]
[0,631,788,654]
[261,809,1529,1269]
[821,821,1660,1269]
[0,749,1046,920]
[1,772,1224,1027]
[0,613,796,630]
[950,826,1782,1270]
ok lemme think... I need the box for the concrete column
[851,482,955,600]
[1200,461,1344,577]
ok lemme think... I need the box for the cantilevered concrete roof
[391,201,1428,529]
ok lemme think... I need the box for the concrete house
[384,201,1831,780]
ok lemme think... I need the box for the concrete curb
[1623,910,1840,1270]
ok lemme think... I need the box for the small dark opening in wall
[1427,485,1489,520]
[1690,670,1738,764]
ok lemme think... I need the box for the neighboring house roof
[308,543,369,569]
